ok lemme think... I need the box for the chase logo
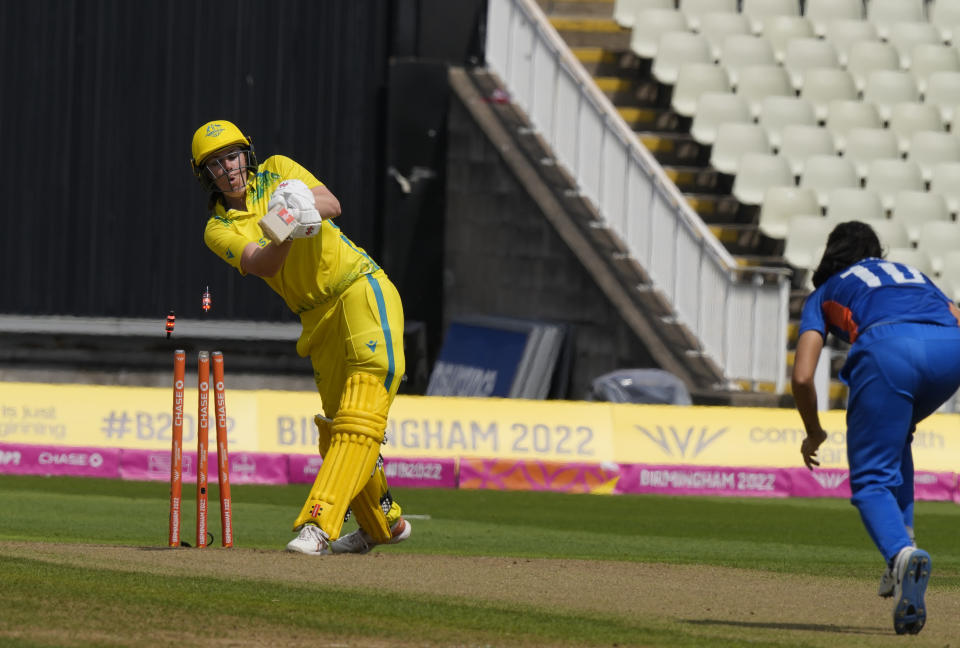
[206,123,225,138]
[635,425,727,458]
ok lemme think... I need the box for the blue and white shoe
[285,523,331,555]
[892,546,931,635]
[330,517,411,554]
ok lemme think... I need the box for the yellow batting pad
[314,414,332,456]
[293,373,389,538]
[350,475,392,544]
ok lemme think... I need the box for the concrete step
[538,0,615,17]
[549,16,631,48]
[571,47,645,75]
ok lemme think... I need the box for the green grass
[2,475,960,646]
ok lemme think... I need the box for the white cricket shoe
[892,545,931,635]
[285,523,331,555]
[879,534,918,598]
[330,517,412,554]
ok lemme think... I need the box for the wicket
[168,349,233,548]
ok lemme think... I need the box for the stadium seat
[846,41,901,93]
[783,214,833,271]
[652,31,713,85]
[910,44,960,95]
[629,9,690,59]
[709,122,771,174]
[779,124,837,176]
[699,12,752,60]
[758,95,817,151]
[758,185,820,239]
[886,247,935,276]
[866,0,926,41]
[937,250,960,301]
[763,15,815,63]
[719,34,777,87]
[930,0,960,42]
[806,0,865,37]
[741,0,801,35]
[862,70,920,123]
[891,190,951,244]
[887,102,945,154]
[923,71,960,126]
[679,0,739,32]
[908,131,960,182]
[929,161,960,215]
[736,64,794,117]
[916,220,960,274]
[823,19,879,67]
[869,219,913,249]
[824,99,883,153]
[671,63,732,117]
[800,154,859,208]
[732,153,795,205]
[689,92,752,144]
[864,159,926,211]
[614,0,675,29]
[783,37,841,91]
[843,127,900,180]
[801,68,859,121]
[888,22,942,70]
[824,187,886,223]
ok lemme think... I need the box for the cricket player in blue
[793,221,960,635]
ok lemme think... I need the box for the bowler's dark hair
[811,221,884,288]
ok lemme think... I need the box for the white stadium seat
[758,95,817,151]
[866,0,926,41]
[690,92,752,144]
[614,0,675,29]
[864,159,926,211]
[929,161,960,215]
[800,154,859,208]
[843,127,900,180]
[923,71,960,126]
[671,63,732,117]
[937,250,960,301]
[732,153,795,205]
[869,219,912,250]
[890,190,951,244]
[783,214,833,271]
[741,0,801,35]
[652,31,713,85]
[930,0,960,43]
[862,70,920,123]
[910,44,960,95]
[886,247,934,276]
[710,122,771,174]
[887,102,945,154]
[908,131,960,182]
[801,68,858,121]
[916,220,960,274]
[779,124,836,176]
[824,99,883,153]
[679,0,739,32]
[783,37,840,91]
[629,9,690,59]
[824,188,886,223]
[887,22,941,70]
[736,64,794,117]
[823,19,878,67]
[758,185,820,239]
[699,12,752,60]
[806,0,865,37]
[763,15,815,63]
[846,40,901,93]
[719,34,777,87]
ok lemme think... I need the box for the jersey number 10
[841,262,925,287]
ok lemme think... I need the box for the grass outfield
[2,474,959,646]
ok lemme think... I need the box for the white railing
[485,0,790,391]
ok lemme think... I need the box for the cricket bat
[259,205,297,243]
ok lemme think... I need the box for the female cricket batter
[190,120,411,555]
[793,221,960,635]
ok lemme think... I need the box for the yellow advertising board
[2,382,959,472]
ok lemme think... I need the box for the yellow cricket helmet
[190,120,258,191]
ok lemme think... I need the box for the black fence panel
[0,0,389,322]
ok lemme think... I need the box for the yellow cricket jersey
[203,154,381,356]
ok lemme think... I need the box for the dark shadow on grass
[683,618,887,636]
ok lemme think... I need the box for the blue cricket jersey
[799,257,956,345]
